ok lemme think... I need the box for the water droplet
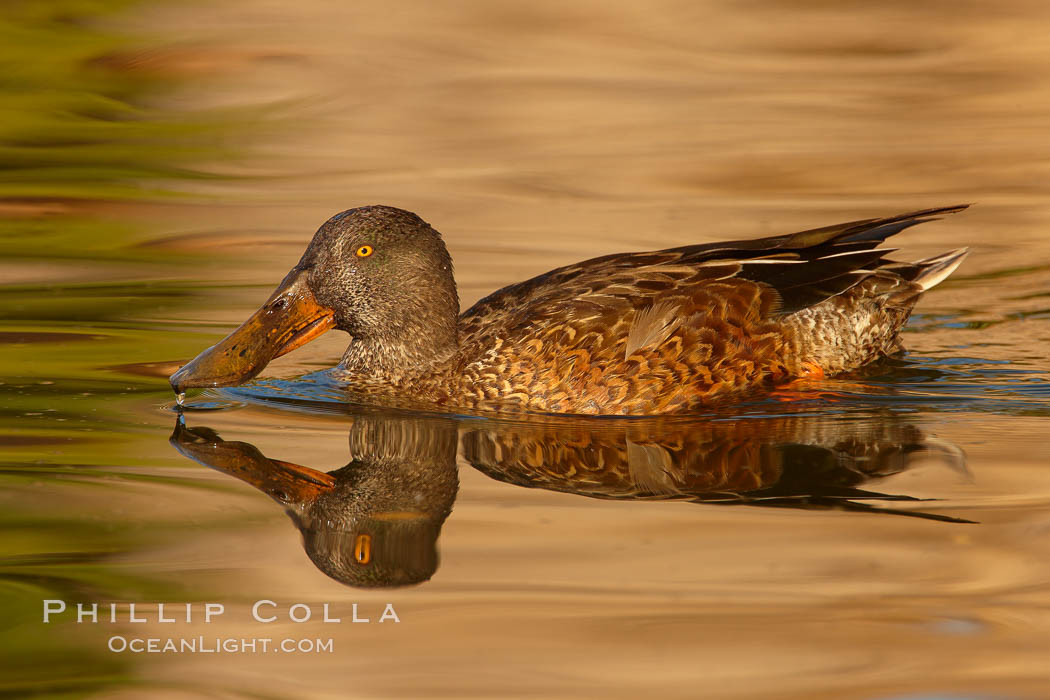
[176,392,186,406]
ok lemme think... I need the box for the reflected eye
[354,534,372,564]
[355,245,374,258]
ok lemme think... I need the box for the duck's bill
[169,267,336,393]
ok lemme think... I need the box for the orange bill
[170,267,335,393]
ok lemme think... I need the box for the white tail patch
[625,301,682,358]
[915,248,970,291]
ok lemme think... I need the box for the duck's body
[171,205,969,415]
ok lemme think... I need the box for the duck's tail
[782,244,970,377]
[911,248,970,291]
[875,245,970,305]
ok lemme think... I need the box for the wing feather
[459,205,970,342]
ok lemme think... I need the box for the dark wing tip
[888,203,971,218]
[781,203,971,249]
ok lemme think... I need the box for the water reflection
[463,414,969,519]
[171,408,969,589]
[171,414,458,588]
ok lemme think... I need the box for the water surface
[4,0,1050,698]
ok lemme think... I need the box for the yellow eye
[353,534,372,564]
[355,245,373,258]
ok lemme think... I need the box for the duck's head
[170,206,459,393]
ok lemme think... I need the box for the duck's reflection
[463,416,967,513]
[170,410,968,589]
[172,415,458,588]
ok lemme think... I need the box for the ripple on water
[166,396,244,412]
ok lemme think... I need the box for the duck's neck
[339,308,460,385]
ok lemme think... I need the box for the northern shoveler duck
[170,204,969,414]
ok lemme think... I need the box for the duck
[170,204,970,415]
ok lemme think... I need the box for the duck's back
[452,206,969,415]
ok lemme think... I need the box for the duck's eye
[355,245,374,258]
[353,534,372,564]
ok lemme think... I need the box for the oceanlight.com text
[107,636,335,654]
